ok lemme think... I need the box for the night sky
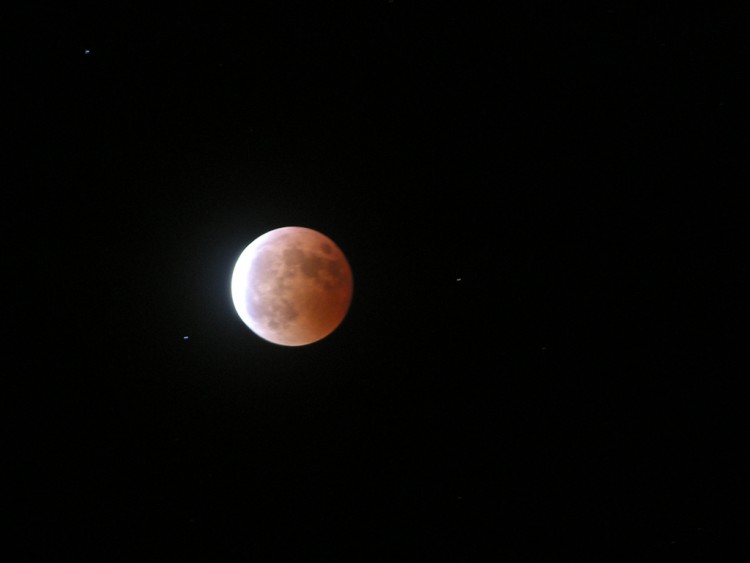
[7,4,747,561]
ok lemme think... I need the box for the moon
[231,227,353,346]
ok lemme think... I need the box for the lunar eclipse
[231,227,353,346]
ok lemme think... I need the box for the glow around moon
[231,227,353,346]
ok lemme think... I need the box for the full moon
[231,227,353,346]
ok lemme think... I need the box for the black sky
[6,4,748,562]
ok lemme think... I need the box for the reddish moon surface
[231,227,353,346]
